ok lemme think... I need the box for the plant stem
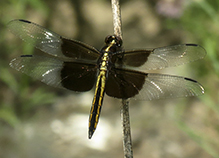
[111,0,133,157]
[111,0,122,38]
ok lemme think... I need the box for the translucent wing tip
[7,19,22,30]
[7,19,38,42]
[9,58,17,68]
[7,19,26,39]
[9,55,33,72]
[9,57,22,71]
[185,43,207,60]
[8,19,30,26]
[184,77,205,96]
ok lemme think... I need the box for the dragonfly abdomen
[89,70,107,139]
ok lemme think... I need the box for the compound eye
[105,35,114,44]
[105,35,123,47]
[115,36,123,47]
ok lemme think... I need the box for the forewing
[114,44,206,72]
[7,19,100,62]
[10,55,97,91]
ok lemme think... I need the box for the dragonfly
[8,19,206,139]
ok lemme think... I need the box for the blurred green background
[0,0,219,158]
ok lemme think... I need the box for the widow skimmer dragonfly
[8,19,206,139]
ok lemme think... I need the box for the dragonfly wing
[10,55,97,91]
[114,44,206,72]
[7,19,100,62]
[106,68,204,100]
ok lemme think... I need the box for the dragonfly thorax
[99,52,110,71]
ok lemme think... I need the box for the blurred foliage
[0,0,218,158]
[168,1,219,157]
[0,0,53,124]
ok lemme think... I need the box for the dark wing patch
[105,68,146,99]
[61,62,97,91]
[113,50,151,67]
[61,38,100,62]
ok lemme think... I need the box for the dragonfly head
[105,35,122,47]
[103,35,123,52]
